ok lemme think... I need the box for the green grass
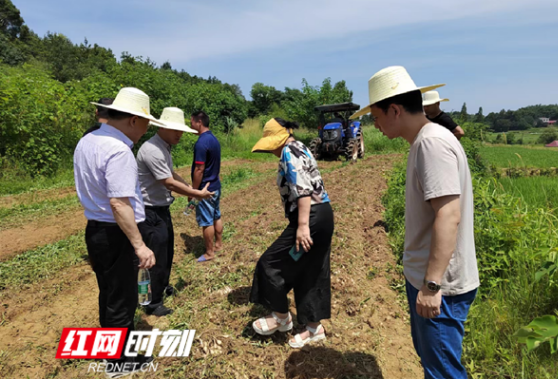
[0,195,81,229]
[362,125,407,154]
[0,168,75,196]
[479,145,558,168]
[0,233,87,290]
[492,176,558,213]
[486,126,558,145]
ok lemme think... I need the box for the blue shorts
[196,189,221,227]
[406,280,477,379]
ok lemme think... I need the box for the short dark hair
[375,90,423,115]
[274,117,300,130]
[96,98,113,118]
[191,111,210,128]
[107,108,135,120]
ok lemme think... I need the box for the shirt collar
[153,133,171,152]
[100,123,134,148]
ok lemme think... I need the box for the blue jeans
[196,189,221,227]
[406,280,477,379]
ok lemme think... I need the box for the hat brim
[152,120,198,134]
[91,102,165,126]
[251,134,290,153]
[423,98,449,106]
[349,83,446,120]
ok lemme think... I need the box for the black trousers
[250,203,334,325]
[138,206,174,308]
[85,221,138,332]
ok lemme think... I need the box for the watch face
[427,282,439,292]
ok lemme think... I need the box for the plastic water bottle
[138,269,152,306]
[183,199,199,216]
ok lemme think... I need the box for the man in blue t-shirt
[190,111,223,262]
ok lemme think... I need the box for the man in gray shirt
[137,107,213,316]
[350,66,479,379]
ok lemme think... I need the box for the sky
[15,0,558,114]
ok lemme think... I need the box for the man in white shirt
[350,67,479,379]
[74,87,162,377]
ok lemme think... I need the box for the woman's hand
[296,224,313,252]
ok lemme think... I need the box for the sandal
[288,324,326,348]
[252,312,293,336]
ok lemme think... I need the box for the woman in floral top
[249,117,334,348]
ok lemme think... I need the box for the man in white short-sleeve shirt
[74,87,161,376]
[350,66,479,379]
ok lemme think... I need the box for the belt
[145,205,171,211]
[87,220,118,227]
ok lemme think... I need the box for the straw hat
[252,118,292,153]
[350,66,445,119]
[156,107,198,133]
[90,87,164,126]
[422,90,449,106]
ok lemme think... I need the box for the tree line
[0,0,351,177]
[448,103,558,132]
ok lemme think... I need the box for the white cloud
[106,0,557,62]
[18,0,558,65]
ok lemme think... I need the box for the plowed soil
[0,154,421,378]
[0,160,279,261]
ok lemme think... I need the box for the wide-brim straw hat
[422,90,449,106]
[91,87,164,126]
[252,118,292,153]
[154,107,198,133]
[350,66,445,119]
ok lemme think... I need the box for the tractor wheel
[309,138,322,160]
[357,130,365,158]
[344,138,359,162]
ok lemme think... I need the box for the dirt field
[0,154,421,378]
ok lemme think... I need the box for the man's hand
[416,285,442,319]
[197,183,214,200]
[135,244,156,269]
[296,224,313,252]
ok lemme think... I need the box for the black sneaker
[146,305,173,317]
[164,286,175,297]
[104,355,154,378]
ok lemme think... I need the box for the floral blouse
[277,141,330,217]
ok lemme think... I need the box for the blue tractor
[309,102,365,161]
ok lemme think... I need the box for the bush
[0,63,91,176]
[538,129,558,145]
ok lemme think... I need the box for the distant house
[545,140,558,147]
[539,117,556,125]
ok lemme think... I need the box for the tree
[0,0,24,38]
[460,102,468,122]
[249,82,283,115]
[475,107,484,123]
[160,61,172,70]
[494,119,512,132]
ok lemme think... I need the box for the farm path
[0,159,277,261]
[0,154,421,379]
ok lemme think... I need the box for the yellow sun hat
[251,118,293,153]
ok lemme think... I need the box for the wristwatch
[424,280,441,293]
